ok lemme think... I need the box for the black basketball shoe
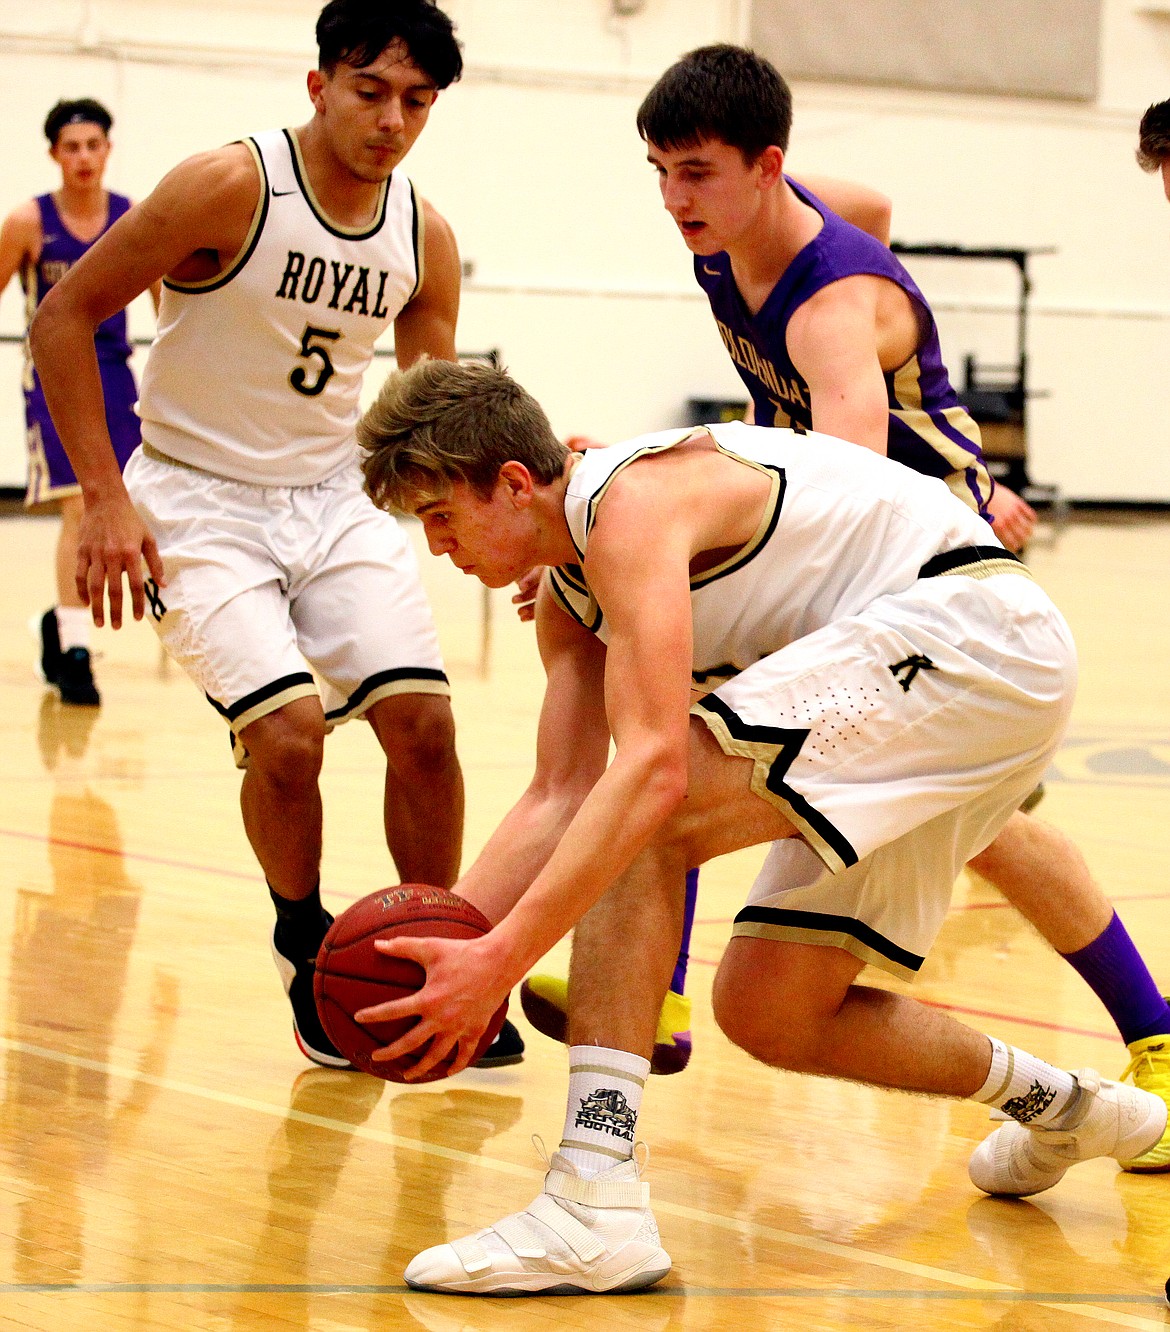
[39,607,61,686]
[57,647,101,707]
[474,1017,525,1068]
[271,916,354,1069]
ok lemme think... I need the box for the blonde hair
[359,358,568,511]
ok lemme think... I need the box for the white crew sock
[972,1037,1083,1127]
[55,606,91,652]
[558,1045,650,1177]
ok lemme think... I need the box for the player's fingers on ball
[446,1038,477,1078]
[354,993,420,1024]
[372,935,433,968]
[371,1022,433,1065]
[405,1034,458,1081]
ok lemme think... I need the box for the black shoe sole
[474,1018,525,1068]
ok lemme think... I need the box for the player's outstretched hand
[357,933,512,1081]
[76,492,166,629]
[986,483,1037,554]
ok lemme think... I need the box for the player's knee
[712,952,827,1072]
[375,695,458,777]
[244,711,325,790]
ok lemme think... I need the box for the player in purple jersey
[1137,98,1170,198]
[693,178,992,514]
[521,45,1170,1172]
[0,98,156,706]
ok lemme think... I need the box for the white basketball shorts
[692,570,1077,979]
[124,444,448,765]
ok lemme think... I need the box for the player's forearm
[29,298,124,498]
[456,780,592,924]
[487,746,687,977]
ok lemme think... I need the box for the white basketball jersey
[548,422,1017,690]
[137,129,422,485]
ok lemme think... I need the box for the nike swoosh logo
[271,188,296,197]
[41,235,60,245]
[702,264,721,276]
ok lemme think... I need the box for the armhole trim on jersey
[163,138,269,294]
[690,453,786,589]
[547,567,603,634]
[580,432,697,547]
[409,181,424,302]
[284,128,389,239]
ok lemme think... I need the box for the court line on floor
[0,1036,1160,1328]
[0,1283,1164,1307]
[0,824,1134,1048]
[0,825,258,882]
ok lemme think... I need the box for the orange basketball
[313,884,507,1082]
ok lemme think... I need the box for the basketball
[313,884,508,1082]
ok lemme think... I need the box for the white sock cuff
[971,1036,1079,1126]
[973,1037,1012,1105]
[568,1045,651,1087]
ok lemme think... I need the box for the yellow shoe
[1118,1033,1170,1172]
[520,975,692,1076]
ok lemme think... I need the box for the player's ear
[756,145,785,189]
[307,68,327,112]
[498,461,534,507]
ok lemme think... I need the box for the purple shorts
[25,359,141,507]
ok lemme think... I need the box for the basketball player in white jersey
[30,0,521,1069]
[353,359,1164,1295]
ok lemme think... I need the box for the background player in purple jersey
[1137,98,1170,198]
[521,46,1170,1171]
[0,98,158,706]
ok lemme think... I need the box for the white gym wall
[0,0,1167,499]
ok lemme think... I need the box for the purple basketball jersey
[23,191,141,505]
[694,177,991,516]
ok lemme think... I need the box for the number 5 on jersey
[290,323,341,397]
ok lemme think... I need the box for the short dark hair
[1137,99,1170,172]
[44,98,113,146]
[637,44,792,158]
[316,0,463,88]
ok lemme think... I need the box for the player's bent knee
[712,939,846,1072]
[370,694,458,775]
[242,707,326,788]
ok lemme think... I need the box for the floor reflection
[4,696,178,1283]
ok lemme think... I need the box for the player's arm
[492,498,694,962]
[454,586,611,922]
[30,144,261,628]
[786,275,892,453]
[0,200,41,294]
[392,197,460,367]
[365,475,697,1077]
[792,174,892,244]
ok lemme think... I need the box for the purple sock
[1061,912,1170,1045]
[670,868,700,996]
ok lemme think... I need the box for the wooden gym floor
[0,507,1167,1330]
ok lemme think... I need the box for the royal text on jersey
[275,251,393,319]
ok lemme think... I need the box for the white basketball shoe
[968,1068,1167,1198]
[404,1145,671,1295]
